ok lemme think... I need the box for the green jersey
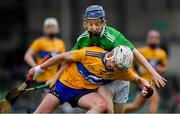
[72,26,135,51]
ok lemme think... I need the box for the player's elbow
[54,53,68,63]
[24,49,34,62]
[24,53,29,62]
[59,52,74,62]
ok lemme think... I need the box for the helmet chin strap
[104,59,114,72]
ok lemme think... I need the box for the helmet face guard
[105,49,117,62]
[104,49,117,72]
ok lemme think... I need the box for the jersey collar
[100,25,105,37]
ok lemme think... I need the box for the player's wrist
[34,65,44,74]
[33,65,44,80]
[149,68,157,77]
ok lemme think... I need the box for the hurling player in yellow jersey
[24,17,66,82]
[51,5,167,113]
[27,46,154,113]
[124,30,168,113]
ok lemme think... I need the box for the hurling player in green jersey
[46,5,167,113]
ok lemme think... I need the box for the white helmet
[147,30,160,38]
[43,17,59,33]
[112,46,133,70]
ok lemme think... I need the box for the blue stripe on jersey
[76,62,110,84]
[85,51,104,58]
[147,59,161,68]
[39,51,59,59]
[39,51,51,59]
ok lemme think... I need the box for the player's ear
[102,19,107,26]
[83,21,87,29]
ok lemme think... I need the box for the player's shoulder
[105,26,122,36]
[137,46,149,52]
[157,48,167,56]
[77,31,89,42]
[103,26,118,42]
[37,36,50,41]
[103,26,124,41]
[32,36,47,43]
[54,38,65,43]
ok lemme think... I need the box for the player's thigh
[34,93,60,113]
[98,86,114,112]
[98,86,113,104]
[78,92,107,109]
[114,103,125,113]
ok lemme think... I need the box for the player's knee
[98,101,108,110]
[96,100,108,112]
[107,106,114,113]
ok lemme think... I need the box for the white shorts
[104,80,130,104]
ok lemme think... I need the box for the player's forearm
[46,62,71,88]
[55,63,71,79]
[53,68,63,80]
[133,49,158,77]
[40,54,66,69]
[24,55,37,67]
[132,76,150,88]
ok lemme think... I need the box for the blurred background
[0,0,180,113]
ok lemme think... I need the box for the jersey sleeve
[161,51,168,66]
[114,34,135,51]
[137,47,144,54]
[30,39,41,53]
[112,69,136,81]
[71,48,86,62]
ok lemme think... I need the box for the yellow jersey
[60,46,136,90]
[31,36,66,82]
[138,47,167,83]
